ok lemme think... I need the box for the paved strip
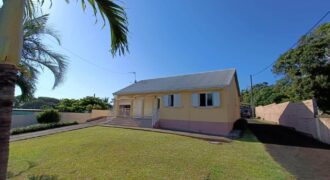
[10,124,94,142]
[10,118,108,142]
[100,124,232,142]
[10,117,231,143]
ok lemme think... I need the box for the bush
[37,109,60,123]
[233,118,248,132]
[11,122,78,135]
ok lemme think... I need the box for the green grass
[8,127,293,179]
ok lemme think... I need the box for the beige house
[113,69,240,136]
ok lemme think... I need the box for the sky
[13,0,330,99]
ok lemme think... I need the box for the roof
[114,68,238,95]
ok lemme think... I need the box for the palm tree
[0,1,128,179]
[18,14,67,101]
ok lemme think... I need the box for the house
[113,69,240,136]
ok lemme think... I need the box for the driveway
[249,120,330,180]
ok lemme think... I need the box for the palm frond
[17,13,67,99]
[25,0,128,56]
[25,0,41,19]
[94,0,129,56]
[16,64,37,101]
[24,46,67,89]
[24,14,61,44]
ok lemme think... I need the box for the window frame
[199,93,214,107]
[168,94,174,107]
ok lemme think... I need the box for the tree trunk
[0,64,17,180]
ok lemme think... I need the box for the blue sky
[15,0,330,99]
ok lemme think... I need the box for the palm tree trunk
[0,0,25,179]
[0,64,17,180]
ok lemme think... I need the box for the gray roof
[114,69,238,95]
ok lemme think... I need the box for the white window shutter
[213,92,220,107]
[163,95,169,107]
[192,93,199,107]
[174,94,181,107]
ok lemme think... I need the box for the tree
[17,14,67,101]
[56,96,110,112]
[0,1,129,178]
[273,22,330,113]
[14,96,60,109]
[241,82,288,106]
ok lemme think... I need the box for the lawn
[8,127,293,179]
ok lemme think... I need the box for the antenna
[129,72,137,83]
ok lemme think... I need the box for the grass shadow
[28,174,58,180]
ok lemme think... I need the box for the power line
[45,37,131,75]
[252,10,330,77]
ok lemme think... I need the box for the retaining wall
[11,109,113,128]
[255,99,330,144]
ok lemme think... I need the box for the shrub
[37,109,60,123]
[11,122,78,135]
[233,118,248,132]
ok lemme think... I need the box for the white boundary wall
[11,109,113,128]
[256,99,330,144]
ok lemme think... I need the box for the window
[163,94,181,107]
[199,94,206,106]
[192,92,220,107]
[207,93,213,106]
[199,93,213,107]
[168,94,174,107]
[157,98,160,109]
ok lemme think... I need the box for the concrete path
[10,117,231,143]
[249,121,330,180]
[10,118,108,142]
[101,124,232,142]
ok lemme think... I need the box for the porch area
[105,117,153,128]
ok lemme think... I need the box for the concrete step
[106,122,140,127]
[109,121,140,124]
[106,118,152,128]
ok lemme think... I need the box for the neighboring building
[113,69,240,136]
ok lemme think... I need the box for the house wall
[114,79,240,136]
[144,96,154,118]
[159,89,227,122]
[225,78,241,124]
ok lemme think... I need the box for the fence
[255,99,330,144]
[11,109,113,128]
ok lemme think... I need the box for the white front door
[134,98,143,118]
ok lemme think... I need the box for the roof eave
[113,85,229,96]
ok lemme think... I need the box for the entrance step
[106,117,152,128]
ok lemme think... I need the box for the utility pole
[129,72,137,83]
[250,75,254,118]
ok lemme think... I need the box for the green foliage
[26,0,129,56]
[17,14,67,100]
[241,82,288,106]
[11,122,78,135]
[273,22,330,113]
[14,96,60,109]
[56,96,110,113]
[37,109,60,124]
